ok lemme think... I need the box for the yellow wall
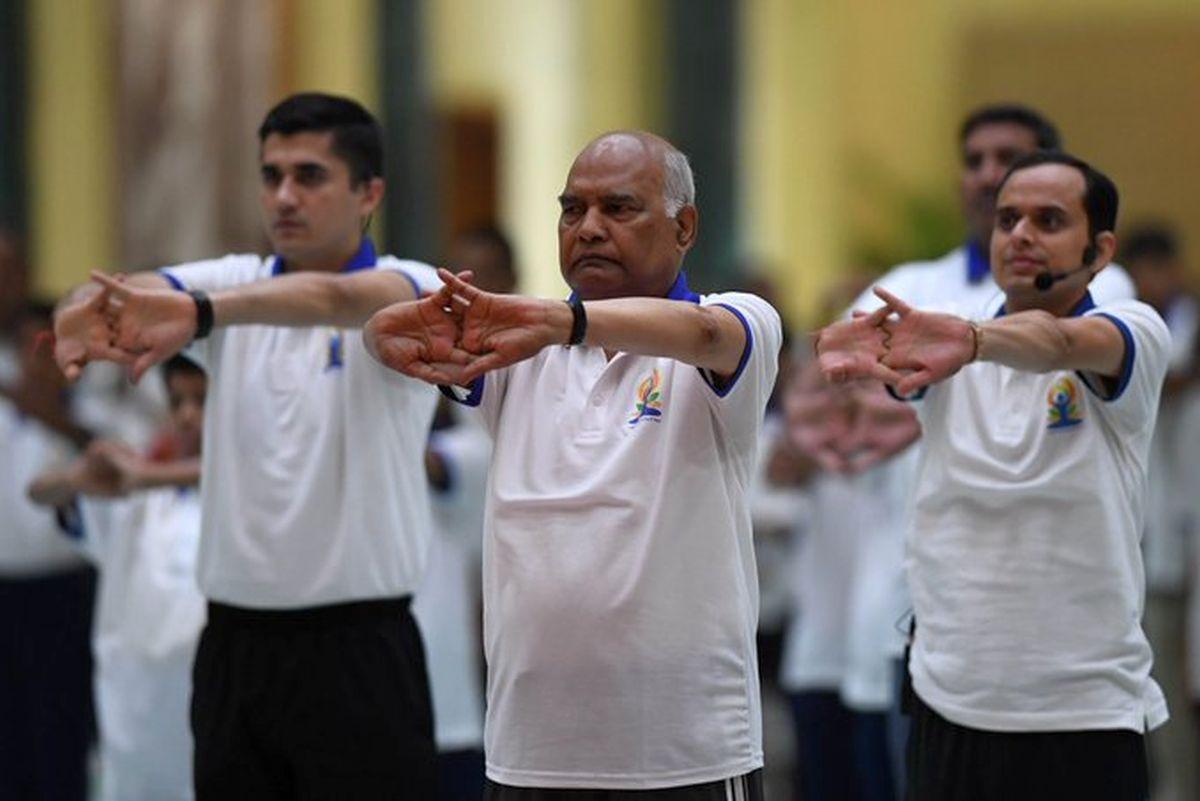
[741,0,1200,327]
[283,0,378,109]
[427,0,664,297]
[28,0,116,297]
[27,0,1199,307]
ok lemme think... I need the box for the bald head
[557,131,699,300]
[573,132,695,218]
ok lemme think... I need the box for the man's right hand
[814,305,903,386]
[54,283,132,381]
[92,271,197,383]
[364,287,476,385]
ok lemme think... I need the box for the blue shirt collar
[965,240,990,285]
[271,237,377,276]
[567,270,701,304]
[995,290,1096,319]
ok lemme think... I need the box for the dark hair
[960,104,1061,151]
[258,93,383,185]
[1119,224,1179,264]
[454,224,518,282]
[162,355,205,383]
[997,151,1119,243]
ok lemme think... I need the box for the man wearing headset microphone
[816,151,1170,801]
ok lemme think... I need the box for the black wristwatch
[566,296,587,346]
[188,290,214,340]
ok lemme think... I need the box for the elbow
[695,306,742,374]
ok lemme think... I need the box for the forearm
[576,298,746,375]
[129,457,201,490]
[212,272,416,329]
[976,310,1124,376]
[27,468,80,508]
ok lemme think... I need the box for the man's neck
[279,236,366,273]
[1006,287,1091,318]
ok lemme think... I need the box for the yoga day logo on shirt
[1046,377,1083,429]
[628,369,664,426]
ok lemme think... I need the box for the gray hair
[662,148,695,218]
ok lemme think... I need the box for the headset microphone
[1034,265,1090,291]
[1034,242,1097,292]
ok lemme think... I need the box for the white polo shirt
[66,488,204,801]
[448,276,781,789]
[0,396,85,577]
[413,410,490,752]
[160,242,440,608]
[836,245,1138,700]
[907,294,1171,733]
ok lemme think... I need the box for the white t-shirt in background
[0,397,85,577]
[67,488,204,801]
[413,411,490,752]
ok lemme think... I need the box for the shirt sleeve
[439,366,511,436]
[375,257,442,298]
[157,255,266,368]
[1081,300,1171,433]
[695,292,782,441]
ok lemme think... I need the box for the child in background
[29,355,207,801]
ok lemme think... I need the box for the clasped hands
[365,268,565,386]
[55,272,199,383]
[814,287,977,398]
[784,286,974,474]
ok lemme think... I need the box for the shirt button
[593,395,605,407]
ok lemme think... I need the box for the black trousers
[192,597,436,800]
[485,769,763,800]
[907,688,1148,801]
[0,568,96,801]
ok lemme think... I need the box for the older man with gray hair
[365,131,782,800]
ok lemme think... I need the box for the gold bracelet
[967,320,982,362]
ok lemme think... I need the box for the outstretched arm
[438,269,756,383]
[91,268,421,381]
[878,287,1128,396]
[28,440,200,508]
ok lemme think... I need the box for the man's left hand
[438,268,570,384]
[875,287,975,396]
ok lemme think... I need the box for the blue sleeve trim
[439,376,486,408]
[159,269,186,291]
[699,303,754,398]
[1077,313,1135,402]
[54,501,85,542]
[397,269,422,300]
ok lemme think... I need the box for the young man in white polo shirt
[52,93,441,798]
[366,132,782,800]
[817,152,1170,800]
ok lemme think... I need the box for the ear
[1092,231,1117,269]
[674,205,698,253]
[358,177,385,218]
